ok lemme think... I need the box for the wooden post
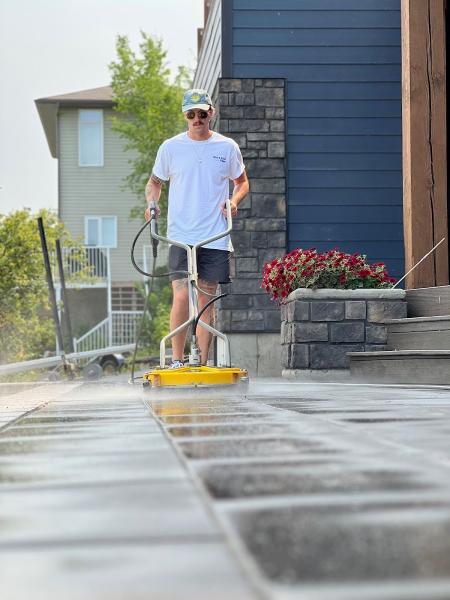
[401,0,448,288]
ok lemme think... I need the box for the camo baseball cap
[182,88,213,112]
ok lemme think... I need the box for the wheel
[101,359,119,375]
[82,363,103,381]
[143,380,152,389]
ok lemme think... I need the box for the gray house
[35,86,156,350]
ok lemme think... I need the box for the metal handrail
[149,199,232,251]
[75,317,109,345]
[0,344,136,376]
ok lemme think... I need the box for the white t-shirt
[152,131,245,250]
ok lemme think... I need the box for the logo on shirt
[213,155,226,163]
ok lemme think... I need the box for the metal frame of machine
[143,199,248,389]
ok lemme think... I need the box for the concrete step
[348,350,450,385]
[386,315,450,350]
[406,285,450,317]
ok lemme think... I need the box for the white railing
[112,311,143,346]
[73,311,144,353]
[52,246,110,286]
[74,317,109,353]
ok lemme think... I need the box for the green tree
[109,32,190,222]
[109,33,190,357]
[0,209,78,363]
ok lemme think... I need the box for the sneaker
[169,360,184,369]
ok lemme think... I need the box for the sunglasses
[185,110,209,120]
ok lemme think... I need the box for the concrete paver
[2,378,450,599]
[0,383,80,429]
[146,380,450,600]
[0,543,255,600]
[0,383,258,600]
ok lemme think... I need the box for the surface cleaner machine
[141,199,248,389]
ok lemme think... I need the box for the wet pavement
[0,383,255,600]
[1,379,450,599]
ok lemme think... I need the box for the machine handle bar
[148,198,232,250]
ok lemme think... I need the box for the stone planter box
[281,288,406,376]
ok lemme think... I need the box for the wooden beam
[401,0,448,288]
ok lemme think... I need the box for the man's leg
[197,279,218,364]
[170,278,189,361]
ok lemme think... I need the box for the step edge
[386,315,450,324]
[349,350,450,360]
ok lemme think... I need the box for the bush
[262,248,396,303]
[0,209,82,363]
[135,271,171,356]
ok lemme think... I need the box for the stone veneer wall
[281,289,407,371]
[213,78,287,334]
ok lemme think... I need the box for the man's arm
[144,173,164,221]
[222,170,249,217]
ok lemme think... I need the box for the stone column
[213,78,287,337]
[208,78,287,375]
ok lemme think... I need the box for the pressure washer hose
[129,217,182,382]
[129,254,156,383]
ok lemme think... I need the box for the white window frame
[84,216,117,248]
[78,109,104,167]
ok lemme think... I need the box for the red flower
[260,247,396,303]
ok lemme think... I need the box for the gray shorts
[169,245,231,283]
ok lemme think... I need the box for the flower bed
[261,248,405,374]
[262,248,396,303]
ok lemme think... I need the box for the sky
[0,0,203,214]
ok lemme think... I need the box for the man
[144,89,249,368]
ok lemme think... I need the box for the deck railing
[73,317,109,353]
[112,311,143,346]
[73,311,144,353]
[52,246,110,286]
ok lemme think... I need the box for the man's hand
[144,173,164,221]
[222,200,238,218]
[145,204,161,222]
[221,171,248,219]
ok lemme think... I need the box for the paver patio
[1,379,450,599]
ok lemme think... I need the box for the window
[79,110,103,166]
[85,216,117,247]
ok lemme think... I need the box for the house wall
[58,107,152,283]
[195,0,404,280]
[194,0,222,93]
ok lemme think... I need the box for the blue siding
[234,46,401,64]
[288,135,401,154]
[234,11,401,29]
[232,0,404,279]
[234,29,401,47]
[289,206,403,224]
[233,64,402,81]
[288,100,401,118]
[289,153,402,171]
